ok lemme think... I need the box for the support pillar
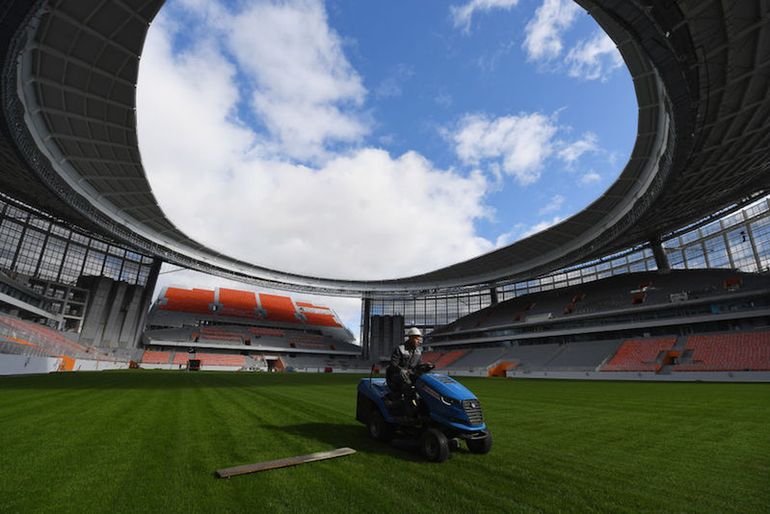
[650,237,670,272]
[132,258,163,348]
[361,297,371,360]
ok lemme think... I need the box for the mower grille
[462,399,484,425]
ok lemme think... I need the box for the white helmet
[405,327,422,337]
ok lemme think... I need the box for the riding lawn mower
[355,363,492,462]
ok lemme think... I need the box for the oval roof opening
[138,0,636,281]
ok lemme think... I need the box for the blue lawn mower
[356,364,492,462]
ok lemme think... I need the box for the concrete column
[361,297,371,360]
[745,224,763,272]
[132,258,163,348]
[650,237,670,272]
[490,287,499,305]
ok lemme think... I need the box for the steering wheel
[416,362,435,373]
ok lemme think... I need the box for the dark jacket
[386,343,422,392]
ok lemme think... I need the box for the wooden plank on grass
[215,447,356,478]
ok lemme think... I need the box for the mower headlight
[440,395,460,407]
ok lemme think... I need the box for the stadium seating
[0,313,113,360]
[445,347,508,370]
[141,351,172,364]
[542,340,623,370]
[259,293,300,323]
[421,350,468,370]
[296,302,325,309]
[0,337,46,357]
[675,332,770,371]
[432,270,770,343]
[160,288,214,314]
[218,288,258,318]
[199,327,243,343]
[249,327,285,337]
[149,288,351,342]
[601,337,676,372]
[172,353,189,365]
[302,312,342,327]
[296,302,342,327]
[501,344,562,369]
[288,332,331,350]
[195,353,246,367]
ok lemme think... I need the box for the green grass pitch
[1,371,768,513]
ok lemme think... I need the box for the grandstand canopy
[0,0,768,295]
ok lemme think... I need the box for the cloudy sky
[136,0,636,337]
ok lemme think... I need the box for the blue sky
[137,0,636,334]
[326,0,635,243]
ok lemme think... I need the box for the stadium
[0,0,769,512]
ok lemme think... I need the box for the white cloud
[565,30,623,81]
[523,0,580,61]
[579,171,602,185]
[539,194,565,215]
[138,8,494,283]
[493,215,564,247]
[451,112,559,185]
[521,216,564,238]
[451,0,521,33]
[435,91,453,108]
[558,131,599,163]
[375,64,414,99]
[223,0,369,161]
[494,228,520,248]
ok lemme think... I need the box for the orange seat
[601,337,676,372]
[160,288,214,314]
[259,294,299,323]
[142,351,172,364]
[675,332,770,371]
[218,288,257,318]
[303,312,341,327]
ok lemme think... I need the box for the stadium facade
[0,0,769,376]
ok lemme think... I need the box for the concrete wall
[78,277,149,349]
[72,360,129,372]
[0,354,129,375]
[139,363,177,370]
[0,354,61,375]
[506,369,770,382]
[368,315,404,361]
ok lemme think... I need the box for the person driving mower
[386,327,432,419]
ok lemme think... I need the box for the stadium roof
[0,0,768,296]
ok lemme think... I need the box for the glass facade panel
[684,244,706,269]
[680,230,699,244]
[82,250,105,276]
[751,217,770,272]
[28,216,50,231]
[37,237,67,280]
[60,243,87,284]
[727,228,756,271]
[721,211,744,229]
[0,196,156,286]
[103,256,123,280]
[704,236,730,268]
[0,219,23,268]
[15,229,46,275]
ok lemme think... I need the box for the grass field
[1,371,768,513]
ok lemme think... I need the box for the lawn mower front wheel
[420,428,450,462]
